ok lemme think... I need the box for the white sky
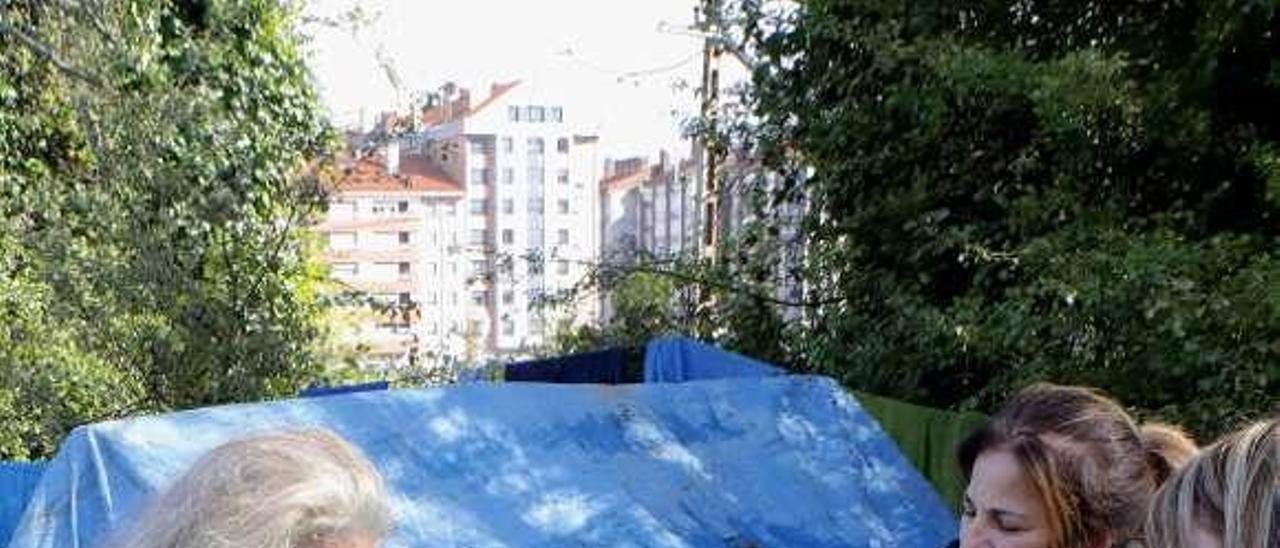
[302,0,717,160]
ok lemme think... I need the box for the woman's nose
[958,522,990,548]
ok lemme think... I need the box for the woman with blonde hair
[956,383,1193,548]
[111,429,391,548]
[1146,417,1278,548]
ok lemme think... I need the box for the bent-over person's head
[112,429,390,548]
[1146,417,1278,548]
[956,383,1192,548]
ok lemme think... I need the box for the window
[428,262,438,276]
[508,105,520,122]
[526,138,544,154]
[502,229,514,245]
[502,137,514,153]
[526,106,545,122]
[398,201,409,213]
[331,263,357,279]
[371,201,398,216]
[398,262,411,277]
[470,199,488,214]
[469,229,488,245]
[503,167,514,184]
[398,231,410,244]
[557,199,570,214]
[328,200,356,219]
[557,138,569,153]
[327,232,356,251]
[557,169,569,184]
[529,198,545,212]
[557,229,570,245]
[445,202,457,216]
[429,322,439,335]
[470,168,490,185]
[471,260,487,275]
[502,199,514,214]
[526,167,545,184]
[398,292,411,305]
[556,260,570,275]
[470,138,491,154]
[471,291,488,306]
[502,320,515,336]
[502,291,514,305]
[450,262,458,275]
[378,322,412,335]
[451,292,458,305]
[550,107,563,122]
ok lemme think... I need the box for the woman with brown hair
[1146,417,1278,548]
[955,383,1192,548]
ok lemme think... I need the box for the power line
[557,47,697,84]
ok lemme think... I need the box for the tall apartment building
[399,81,602,358]
[600,151,701,263]
[317,145,468,369]
[600,146,807,322]
[320,81,602,366]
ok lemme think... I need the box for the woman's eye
[995,521,1026,533]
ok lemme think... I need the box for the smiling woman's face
[959,449,1053,548]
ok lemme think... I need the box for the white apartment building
[402,81,602,357]
[601,151,701,263]
[317,146,468,369]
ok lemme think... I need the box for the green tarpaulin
[855,392,987,511]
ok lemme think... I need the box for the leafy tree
[0,0,336,459]
[711,0,1280,436]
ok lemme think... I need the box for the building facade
[403,81,602,359]
[600,151,701,264]
[317,145,468,369]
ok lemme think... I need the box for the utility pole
[696,0,725,261]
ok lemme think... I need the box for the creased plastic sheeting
[9,376,956,548]
[0,462,46,548]
[643,336,785,383]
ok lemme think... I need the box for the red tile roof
[336,152,463,194]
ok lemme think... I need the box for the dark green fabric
[854,391,988,512]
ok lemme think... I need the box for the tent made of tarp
[0,462,45,548]
[8,376,955,548]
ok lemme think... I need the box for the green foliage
[552,271,682,352]
[427,1,1276,439]
[668,0,1279,438]
[0,0,334,459]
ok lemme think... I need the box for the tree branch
[0,20,102,86]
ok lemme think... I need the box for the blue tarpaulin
[8,376,954,548]
[644,336,785,383]
[0,462,45,548]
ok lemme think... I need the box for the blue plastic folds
[0,462,45,548]
[644,337,785,383]
[9,376,955,548]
